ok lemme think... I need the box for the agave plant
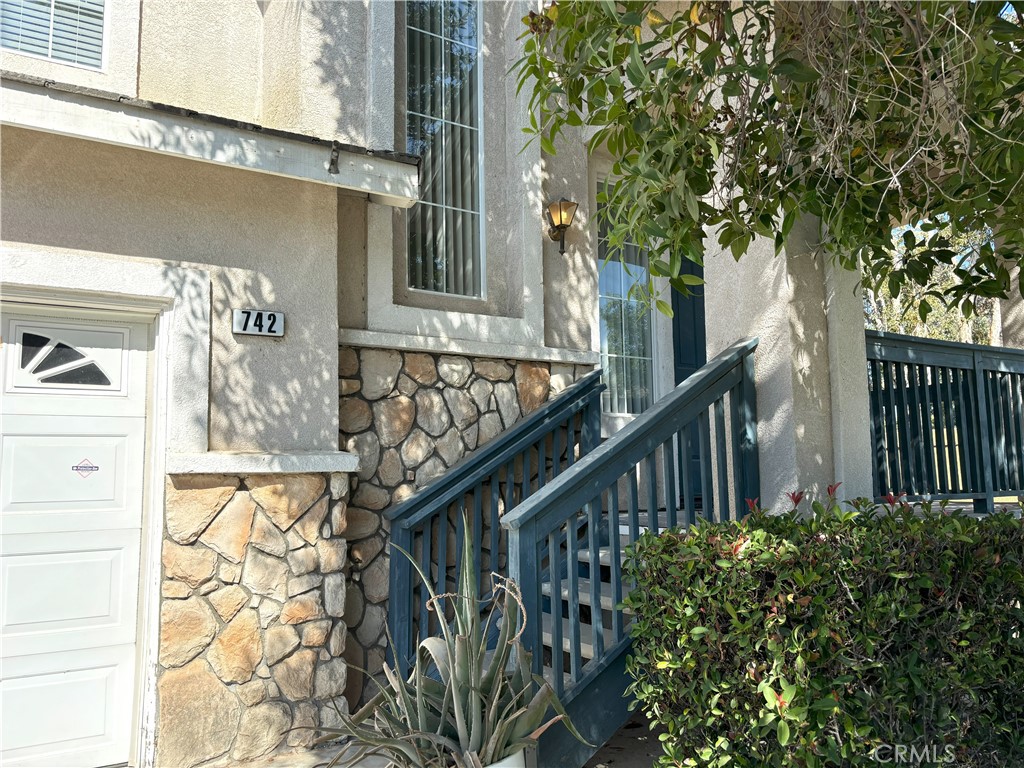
[318,513,588,767]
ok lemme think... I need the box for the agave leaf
[418,636,453,685]
[482,591,518,694]
[383,662,416,727]
[529,675,592,747]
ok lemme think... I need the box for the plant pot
[486,750,528,768]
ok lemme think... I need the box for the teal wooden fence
[866,330,1024,512]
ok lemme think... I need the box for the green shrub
[623,499,1024,767]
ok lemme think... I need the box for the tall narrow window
[406,0,483,297]
[598,213,655,415]
[1,0,105,69]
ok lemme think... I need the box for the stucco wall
[137,0,378,147]
[1,127,340,452]
[704,220,840,509]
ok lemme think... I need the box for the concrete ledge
[166,451,359,475]
[339,328,600,366]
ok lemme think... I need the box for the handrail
[387,368,606,676]
[386,369,604,528]
[501,337,759,702]
[504,337,759,532]
[865,331,1024,511]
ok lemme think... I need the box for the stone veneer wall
[338,346,591,706]
[156,472,353,767]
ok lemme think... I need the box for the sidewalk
[583,711,666,768]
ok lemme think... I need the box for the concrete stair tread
[541,613,618,659]
[541,576,632,613]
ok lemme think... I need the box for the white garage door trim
[1,251,212,768]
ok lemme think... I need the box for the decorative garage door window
[7,321,127,393]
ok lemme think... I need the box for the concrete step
[541,576,632,613]
[541,613,617,659]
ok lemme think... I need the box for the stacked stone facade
[338,345,590,706]
[156,472,352,767]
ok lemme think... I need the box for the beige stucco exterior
[703,218,875,509]
[2,127,341,452]
[137,0,389,149]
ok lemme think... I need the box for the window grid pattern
[406,0,483,297]
[598,218,654,415]
[1,0,104,68]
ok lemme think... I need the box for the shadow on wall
[0,127,338,452]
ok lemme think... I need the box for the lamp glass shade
[548,198,578,229]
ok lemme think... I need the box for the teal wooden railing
[866,330,1024,512]
[501,337,759,766]
[386,370,604,676]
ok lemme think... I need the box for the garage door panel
[1,304,149,768]
[1,532,141,657]
[1,416,144,535]
[1,645,134,768]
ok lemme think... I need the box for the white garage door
[1,304,150,768]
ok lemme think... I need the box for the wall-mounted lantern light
[546,198,579,255]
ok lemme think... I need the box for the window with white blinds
[406,0,483,297]
[1,0,104,69]
[598,213,655,415]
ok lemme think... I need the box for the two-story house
[5,2,1022,768]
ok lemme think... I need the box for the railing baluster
[522,446,533,501]
[489,471,500,575]
[920,365,937,493]
[645,451,658,534]
[953,368,977,492]
[566,511,581,680]
[868,360,886,496]
[698,409,714,521]
[537,436,547,490]
[587,496,604,660]
[547,533,563,697]
[627,469,640,547]
[436,510,447,597]
[662,436,677,528]
[930,365,950,493]
[729,387,744,521]
[608,488,623,642]
[419,520,432,641]
[553,419,564,477]
[714,397,729,519]
[883,361,902,494]
[681,423,696,525]
[472,485,483,593]
[906,363,925,494]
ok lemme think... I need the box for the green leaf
[777,720,790,746]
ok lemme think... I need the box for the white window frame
[405,0,487,299]
[0,0,109,72]
[596,205,658,419]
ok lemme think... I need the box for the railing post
[387,523,414,677]
[972,350,995,513]
[507,517,542,676]
[738,349,761,506]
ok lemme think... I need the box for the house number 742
[232,309,285,337]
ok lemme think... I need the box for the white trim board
[166,451,359,475]
[339,328,600,366]
[1,80,419,208]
